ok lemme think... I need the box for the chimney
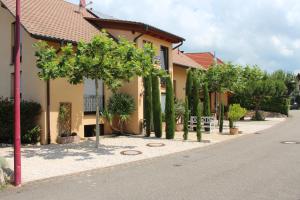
[80,0,86,8]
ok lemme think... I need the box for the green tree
[34,32,150,148]
[183,97,189,140]
[196,102,202,142]
[219,103,224,133]
[192,77,200,116]
[186,69,193,110]
[165,76,175,139]
[152,75,162,138]
[144,75,152,137]
[203,82,211,116]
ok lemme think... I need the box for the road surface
[1,111,300,200]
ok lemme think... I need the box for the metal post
[14,0,21,186]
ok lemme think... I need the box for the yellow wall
[0,6,47,144]
[173,64,187,101]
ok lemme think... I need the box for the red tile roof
[185,52,224,69]
[1,0,184,44]
[1,0,100,43]
[172,50,204,69]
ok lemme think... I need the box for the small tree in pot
[228,104,247,135]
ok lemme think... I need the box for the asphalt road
[1,111,300,200]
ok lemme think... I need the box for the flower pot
[175,124,183,131]
[57,135,80,144]
[230,128,239,135]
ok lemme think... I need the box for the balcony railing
[84,95,104,114]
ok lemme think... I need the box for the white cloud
[68,0,300,72]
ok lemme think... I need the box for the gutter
[133,25,149,43]
[172,41,183,50]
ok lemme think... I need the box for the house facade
[0,0,184,144]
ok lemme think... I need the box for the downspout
[134,25,149,43]
[46,80,50,144]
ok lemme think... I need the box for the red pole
[14,0,21,186]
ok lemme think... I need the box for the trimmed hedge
[0,98,41,144]
[230,95,290,116]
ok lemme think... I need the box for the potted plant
[57,103,80,144]
[174,100,185,131]
[228,104,247,135]
[102,93,136,135]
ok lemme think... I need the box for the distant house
[0,0,184,144]
[172,50,204,102]
[185,52,229,113]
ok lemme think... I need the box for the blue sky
[68,0,300,73]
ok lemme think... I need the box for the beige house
[0,0,184,144]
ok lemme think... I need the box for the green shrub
[219,104,224,133]
[175,99,185,123]
[165,76,175,139]
[107,93,136,134]
[183,97,189,140]
[144,75,152,137]
[186,69,193,110]
[230,95,290,116]
[252,110,265,121]
[152,75,162,138]
[192,78,200,116]
[203,83,211,116]
[0,98,41,144]
[196,102,202,142]
[228,104,247,127]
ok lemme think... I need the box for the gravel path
[0,118,285,183]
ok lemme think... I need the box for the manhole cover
[146,143,165,147]
[173,164,183,167]
[280,141,300,144]
[120,150,142,156]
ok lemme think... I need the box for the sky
[68,0,300,73]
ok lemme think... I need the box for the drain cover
[280,141,300,144]
[146,143,165,147]
[120,150,142,156]
[201,140,211,143]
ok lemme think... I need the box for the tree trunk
[95,79,100,148]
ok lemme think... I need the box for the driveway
[1,111,298,199]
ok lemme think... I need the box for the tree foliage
[152,75,162,138]
[196,102,202,142]
[34,32,156,147]
[144,75,152,137]
[183,97,189,140]
[165,76,175,139]
[203,82,211,116]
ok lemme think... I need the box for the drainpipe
[172,41,183,50]
[133,25,149,44]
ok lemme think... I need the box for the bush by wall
[0,98,41,144]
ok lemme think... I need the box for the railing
[84,95,104,113]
